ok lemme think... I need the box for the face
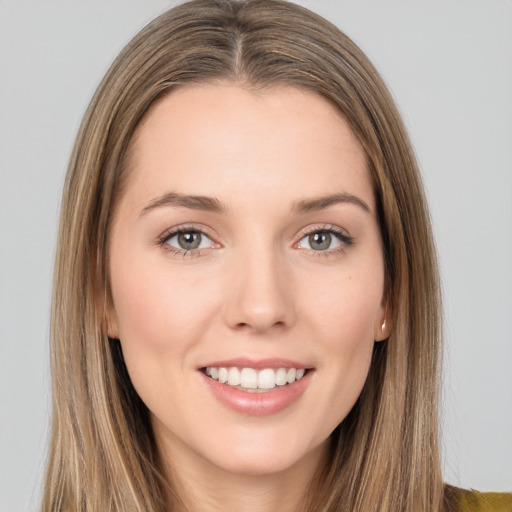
[107,84,387,480]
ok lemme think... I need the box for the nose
[223,245,295,334]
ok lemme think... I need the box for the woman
[42,1,511,511]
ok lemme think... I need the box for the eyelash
[297,225,354,256]
[156,224,214,257]
[156,224,354,257]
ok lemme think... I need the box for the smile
[200,361,314,416]
[204,366,307,392]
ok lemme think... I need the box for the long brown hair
[43,1,444,510]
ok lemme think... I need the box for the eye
[296,227,352,252]
[163,229,215,252]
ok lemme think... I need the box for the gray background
[1,1,511,510]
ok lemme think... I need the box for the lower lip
[201,370,313,416]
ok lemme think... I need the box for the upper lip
[199,357,312,370]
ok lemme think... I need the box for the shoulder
[445,484,512,512]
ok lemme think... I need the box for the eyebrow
[292,193,371,214]
[141,192,228,216]
[140,191,371,217]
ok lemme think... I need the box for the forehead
[123,83,373,211]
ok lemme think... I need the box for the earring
[381,319,386,332]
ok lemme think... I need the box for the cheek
[113,270,171,348]
[111,251,207,338]
[303,259,383,341]
[304,266,382,421]
[320,286,377,381]
[108,251,226,390]
[108,260,211,412]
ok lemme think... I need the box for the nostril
[233,319,287,333]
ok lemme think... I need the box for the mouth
[199,358,315,415]
[201,366,309,393]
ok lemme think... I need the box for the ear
[105,304,120,340]
[97,283,120,340]
[374,296,392,342]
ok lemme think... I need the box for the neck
[160,439,329,512]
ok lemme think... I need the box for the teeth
[240,368,258,389]
[275,367,287,386]
[228,367,241,386]
[257,368,276,390]
[286,368,296,384]
[218,367,228,384]
[205,366,308,390]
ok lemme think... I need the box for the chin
[212,453,294,477]
[202,431,329,478]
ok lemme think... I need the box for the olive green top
[59,486,512,511]
[449,487,512,512]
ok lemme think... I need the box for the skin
[107,84,388,512]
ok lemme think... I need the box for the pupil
[309,232,331,251]
[178,231,201,250]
